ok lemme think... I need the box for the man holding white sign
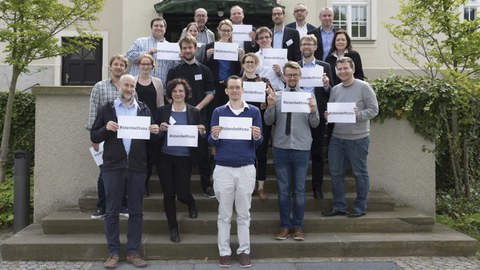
[323,57,378,218]
[298,34,334,200]
[90,74,159,269]
[209,76,262,268]
[264,61,319,241]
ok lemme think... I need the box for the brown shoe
[274,228,290,240]
[258,189,266,200]
[103,254,119,269]
[292,228,305,241]
[239,252,252,268]
[218,255,231,268]
[126,253,147,268]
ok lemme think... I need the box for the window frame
[331,0,377,41]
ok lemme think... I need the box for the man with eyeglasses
[271,6,301,61]
[286,3,316,37]
[180,8,215,44]
[209,75,263,268]
[254,27,285,92]
[264,61,319,241]
[297,34,334,200]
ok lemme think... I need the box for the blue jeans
[328,136,370,213]
[103,168,145,256]
[272,147,309,229]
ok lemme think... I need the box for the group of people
[86,3,378,269]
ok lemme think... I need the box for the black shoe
[313,189,324,199]
[347,209,366,218]
[188,204,198,219]
[170,227,181,243]
[322,208,347,217]
[203,186,215,199]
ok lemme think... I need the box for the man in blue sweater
[209,75,263,268]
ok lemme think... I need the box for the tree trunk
[444,106,460,197]
[462,136,470,198]
[0,66,21,183]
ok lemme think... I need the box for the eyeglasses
[220,29,232,33]
[244,61,255,65]
[294,9,306,13]
[257,35,271,40]
[285,73,300,78]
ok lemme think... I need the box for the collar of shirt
[182,59,200,66]
[320,26,334,33]
[274,26,285,34]
[226,100,249,111]
[283,87,301,92]
[153,36,166,43]
[333,49,349,58]
[170,104,187,112]
[302,59,317,67]
[113,98,138,111]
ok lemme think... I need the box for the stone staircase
[1,164,477,261]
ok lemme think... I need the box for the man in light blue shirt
[126,18,177,95]
[307,7,337,61]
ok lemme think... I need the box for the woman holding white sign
[153,78,206,243]
[205,19,244,110]
[241,53,275,200]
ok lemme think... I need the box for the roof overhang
[154,0,283,15]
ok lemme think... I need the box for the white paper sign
[281,92,312,113]
[156,42,181,61]
[218,116,252,140]
[214,42,239,61]
[232,24,253,43]
[117,115,151,140]
[300,65,324,87]
[89,141,104,166]
[327,102,356,123]
[262,48,288,68]
[242,81,266,103]
[167,125,198,147]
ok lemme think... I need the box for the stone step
[1,223,476,261]
[148,175,358,194]
[78,190,395,213]
[41,207,434,235]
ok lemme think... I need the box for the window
[332,0,375,40]
[464,0,480,21]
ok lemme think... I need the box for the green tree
[385,0,480,197]
[0,0,104,183]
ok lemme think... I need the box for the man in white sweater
[322,56,378,218]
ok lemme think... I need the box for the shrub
[0,91,35,173]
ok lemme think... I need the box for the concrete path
[1,257,480,270]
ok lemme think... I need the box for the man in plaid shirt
[86,54,129,220]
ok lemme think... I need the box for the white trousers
[213,164,256,256]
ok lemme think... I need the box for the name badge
[195,74,202,81]
[286,39,293,47]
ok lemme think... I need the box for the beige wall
[32,86,436,221]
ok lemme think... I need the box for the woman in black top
[325,29,365,85]
[240,53,274,200]
[135,54,164,196]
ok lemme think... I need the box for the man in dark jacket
[91,74,159,269]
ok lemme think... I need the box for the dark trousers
[156,153,195,230]
[103,168,145,256]
[311,121,326,192]
[144,141,157,195]
[197,136,212,192]
[256,110,272,181]
[97,167,127,211]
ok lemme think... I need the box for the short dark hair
[226,75,243,88]
[150,17,167,28]
[166,78,192,100]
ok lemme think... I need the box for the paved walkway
[1,257,480,270]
